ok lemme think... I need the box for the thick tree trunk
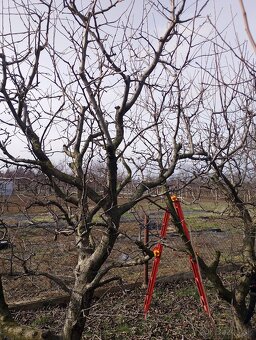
[63,237,115,339]
[62,209,119,340]
[63,284,94,340]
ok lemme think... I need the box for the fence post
[143,213,149,287]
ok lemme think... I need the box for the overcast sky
[0,0,255,166]
[205,0,255,54]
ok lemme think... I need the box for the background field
[0,194,247,338]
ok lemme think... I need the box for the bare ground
[12,275,243,340]
[0,197,247,339]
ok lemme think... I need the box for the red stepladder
[143,210,170,319]
[171,195,211,317]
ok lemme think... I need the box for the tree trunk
[62,242,109,339]
[62,212,119,340]
[233,313,255,340]
[63,283,94,340]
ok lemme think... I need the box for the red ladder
[143,196,211,318]
[171,195,211,317]
[143,210,170,318]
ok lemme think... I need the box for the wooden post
[143,213,149,287]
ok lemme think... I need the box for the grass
[12,281,236,340]
[4,193,255,339]
[185,215,220,230]
[1,195,250,307]
[175,285,199,298]
[12,278,236,339]
[32,315,51,327]
[183,199,228,212]
[81,278,239,339]
[31,214,54,223]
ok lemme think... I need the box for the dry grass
[0,194,244,305]
[0,194,249,338]
[12,275,244,339]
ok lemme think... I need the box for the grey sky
[0,0,255,165]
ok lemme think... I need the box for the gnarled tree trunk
[63,284,94,340]
[63,215,119,340]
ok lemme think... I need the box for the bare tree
[0,1,209,338]
[167,24,256,339]
[238,0,256,54]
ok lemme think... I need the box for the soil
[12,276,243,340]
[0,195,247,339]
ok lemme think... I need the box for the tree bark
[233,312,255,340]
[63,217,119,340]
[63,284,93,340]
